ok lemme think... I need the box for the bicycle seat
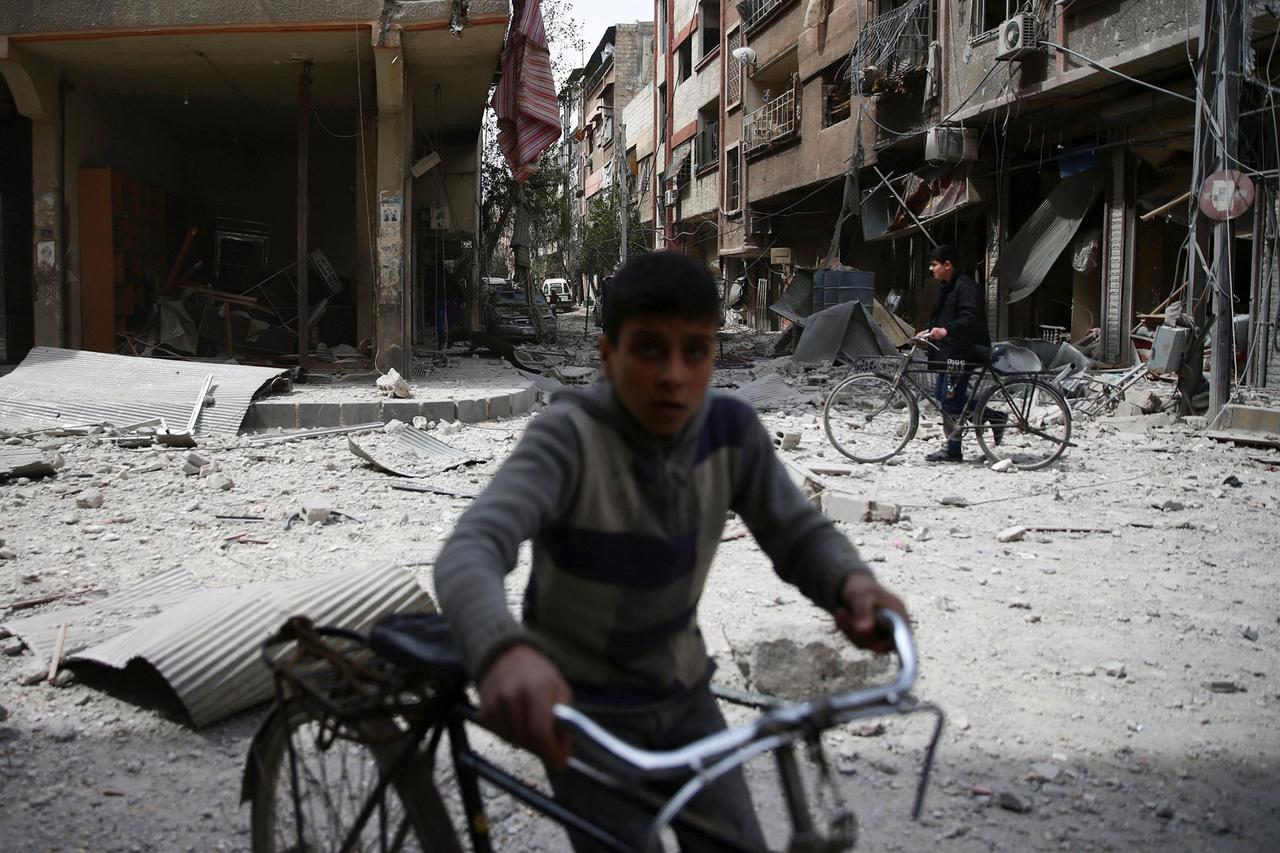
[369,612,466,680]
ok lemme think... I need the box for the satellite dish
[1198,170,1254,221]
[731,46,757,65]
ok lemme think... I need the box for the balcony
[741,0,796,33]
[744,88,799,155]
[850,0,934,96]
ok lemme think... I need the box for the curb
[242,383,538,431]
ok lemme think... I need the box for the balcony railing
[744,88,799,153]
[850,0,934,94]
[741,0,791,32]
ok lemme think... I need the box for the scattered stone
[75,489,105,509]
[1154,802,1175,820]
[383,419,408,435]
[1008,599,1032,609]
[185,452,210,470]
[45,721,77,742]
[1223,475,1243,488]
[996,525,1027,543]
[206,474,234,492]
[820,493,900,524]
[991,459,1016,473]
[941,825,970,840]
[997,791,1029,813]
[934,595,957,613]
[375,368,413,398]
[1154,499,1184,512]
[1241,625,1258,642]
[0,548,16,560]
[412,416,429,430]
[1028,762,1063,784]
[1103,661,1127,678]
[52,668,75,687]
[940,495,968,507]
[0,703,7,722]
[18,660,49,685]
[848,722,886,737]
[1025,614,1042,624]
[2,638,25,656]
[299,496,334,525]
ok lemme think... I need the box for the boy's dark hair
[929,243,960,266]
[603,251,720,340]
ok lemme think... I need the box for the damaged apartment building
[0,1,509,377]
[608,0,1280,393]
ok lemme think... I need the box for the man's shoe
[925,448,963,463]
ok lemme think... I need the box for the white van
[541,278,571,313]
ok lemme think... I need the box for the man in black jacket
[920,244,991,462]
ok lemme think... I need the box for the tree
[575,181,646,284]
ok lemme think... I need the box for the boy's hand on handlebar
[478,643,574,769]
[834,572,909,653]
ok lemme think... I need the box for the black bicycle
[242,609,941,852]
[822,337,1073,470]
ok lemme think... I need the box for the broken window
[973,0,1009,37]
[821,61,852,127]
[696,102,720,173]
[677,36,693,82]
[725,144,741,212]
[700,1,721,60]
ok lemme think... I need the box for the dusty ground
[0,308,1277,852]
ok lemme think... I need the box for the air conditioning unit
[994,13,1039,62]
[744,208,770,238]
[664,188,679,208]
[925,126,980,164]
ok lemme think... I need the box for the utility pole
[615,113,629,268]
[1183,0,1244,418]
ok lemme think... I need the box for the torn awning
[1000,168,1106,304]
[492,0,560,183]
[862,165,985,241]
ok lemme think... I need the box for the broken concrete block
[772,431,801,450]
[1124,388,1164,414]
[869,502,900,524]
[1103,661,1127,678]
[1113,400,1144,418]
[206,474,234,492]
[383,419,408,435]
[375,368,413,398]
[299,496,333,525]
[412,416,429,430]
[822,493,871,523]
[75,489,105,509]
[997,525,1028,543]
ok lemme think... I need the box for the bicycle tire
[973,378,1071,470]
[823,372,919,463]
[248,700,462,853]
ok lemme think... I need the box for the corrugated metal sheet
[1000,170,1106,305]
[0,347,288,436]
[732,375,798,409]
[73,563,433,727]
[1,566,204,661]
[4,563,434,727]
[769,271,814,325]
[349,432,481,477]
[0,447,56,479]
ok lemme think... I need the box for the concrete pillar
[372,28,410,377]
[0,39,63,348]
[354,104,377,345]
[1101,147,1133,364]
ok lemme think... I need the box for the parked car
[541,278,571,313]
[483,287,557,343]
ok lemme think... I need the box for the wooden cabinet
[79,167,167,352]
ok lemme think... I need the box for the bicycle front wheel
[974,379,1071,470]
[248,701,461,853]
[823,372,919,463]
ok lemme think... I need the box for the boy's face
[600,313,718,437]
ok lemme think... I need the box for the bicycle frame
[251,613,945,853]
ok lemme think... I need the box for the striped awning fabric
[492,0,560,183]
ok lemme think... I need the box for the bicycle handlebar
[553,609,916,778]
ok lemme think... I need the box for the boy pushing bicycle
[435,251,909,851]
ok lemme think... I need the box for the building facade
[0,0,508,375]
[641,0,1280,389]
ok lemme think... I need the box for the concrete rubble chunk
[1124,388,1164,414]
[1103,661,1127,678]
[206,474,234,492]
[299,496,334,525]
[75,489,105,510]
[997,525,1028,543]
[821,493,899,524]
[375,368,413,398]
[772,431,801,450]
[991,459,1016,472]
[940,495,969,507]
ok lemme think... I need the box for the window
[699,1,721,60]
[696,103,720,173]
[973,0,1008,36]
[724,144,741,211]
[725,27,743,107]
[820,61,852,127]
[677,37,693,82]
[657,83,668,142]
